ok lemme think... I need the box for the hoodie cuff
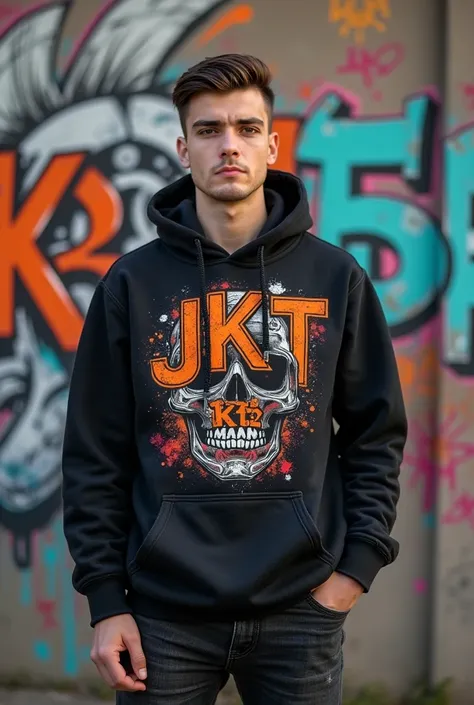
[336,539,387,592]
[85,578,132,627]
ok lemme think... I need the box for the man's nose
[220,130,240,158]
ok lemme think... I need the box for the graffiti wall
[0,0,472,698]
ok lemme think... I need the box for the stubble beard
[203,175,266,204]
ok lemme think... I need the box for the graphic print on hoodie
[62,170,408,627]
[147,284,328,484]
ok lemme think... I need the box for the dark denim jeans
[116,595,347,704]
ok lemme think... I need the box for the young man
[62,54,407,704]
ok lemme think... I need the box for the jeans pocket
[305,594,350,621]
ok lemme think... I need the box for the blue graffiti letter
[296,91,449,335]
[445,125,474,375]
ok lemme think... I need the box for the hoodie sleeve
[62,280,136,627]
[333,269,407,592]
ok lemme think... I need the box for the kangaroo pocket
[129,491,335,613]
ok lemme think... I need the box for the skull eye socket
[187,368,226,391]
[245,352,289,389]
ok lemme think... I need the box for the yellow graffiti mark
[328,0,391,44]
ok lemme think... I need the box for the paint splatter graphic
[151,413,197,472]
[144,278,327,485]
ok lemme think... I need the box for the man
[62,54,407,704]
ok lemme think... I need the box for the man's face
[176,88,278,202]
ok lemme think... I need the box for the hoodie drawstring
[194,239,270,415]
[194,239,212,417]
[259,245,270,362]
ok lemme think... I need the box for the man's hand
[311,572,364,613]
[90,614,147,692]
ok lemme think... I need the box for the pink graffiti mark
[404,420,437,513]
[414,578,428,594]
[336,43,405,89]
[74,589,87,620]
[404,409,474,512]
[396,311,440,350]
[0,408,13,436]
[36,599,57,630]
[443,494,474,531]
[0,4,15,24]
[363,173,436,217]
[0,2,48,40]
[461,83,474,111]
[379,248,398,278]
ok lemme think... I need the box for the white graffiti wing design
[62,0,227,100]
[0,4,65,142]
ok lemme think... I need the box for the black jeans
[117,595,347,704]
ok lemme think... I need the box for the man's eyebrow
[236,117,265,126]
[191,117,265,128]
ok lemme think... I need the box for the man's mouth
[216,166,244,175]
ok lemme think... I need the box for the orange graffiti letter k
[0,152,122,351]
[0,152,87,349]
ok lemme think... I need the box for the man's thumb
[124,632,147,680]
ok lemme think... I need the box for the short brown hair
[172,54,274,135]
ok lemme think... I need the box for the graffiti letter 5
[445,124,474,375]
[296,90,450,336]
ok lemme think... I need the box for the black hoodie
[62,169,407,628]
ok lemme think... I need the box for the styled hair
[172,54,274,135]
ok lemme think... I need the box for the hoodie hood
[147,169,313,266]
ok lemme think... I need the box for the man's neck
[195,187,267,254]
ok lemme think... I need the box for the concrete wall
[0,0,473,700]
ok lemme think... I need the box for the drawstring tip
[263,350,270,362]
[203,395,212,418]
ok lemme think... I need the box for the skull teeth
[206,427,267,449]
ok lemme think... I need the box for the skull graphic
[169,292,300,480]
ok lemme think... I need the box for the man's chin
[207,185,255,203]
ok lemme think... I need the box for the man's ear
[176,136,190,169]
[267,131,279,166]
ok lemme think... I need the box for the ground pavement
[0,684,239,704]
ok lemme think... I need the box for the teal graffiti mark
[34,640,52,662]
[296,87,450,336]
[423,513,436,530]
[39,342,64,374]
[22,519,90,674]
[59,36,73,58]
[55,517,79,676]
[444,122,474,376]
[42,539,59,599]
[20,568,32,606]
[275,95,287,111]
[160,62,188,84]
